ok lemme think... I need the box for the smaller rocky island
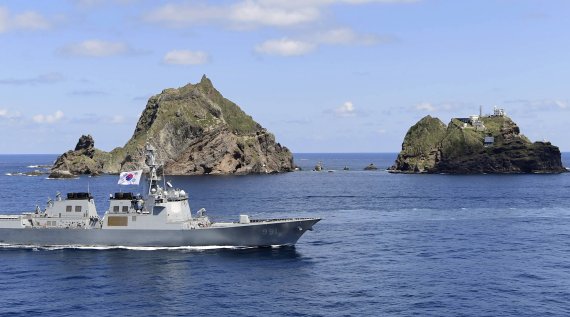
[364,163,378,171]
[49,134,105,178]
[390,107,566,174]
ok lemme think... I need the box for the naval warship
[0,144,320,247]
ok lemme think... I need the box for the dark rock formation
[364,163,378,170]
[313,162,323,172]
[390,115,566,174]
[75,134,95,152]
[49,76,294,177]
[49,134,108,178]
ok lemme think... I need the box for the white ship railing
[0,215,20,220]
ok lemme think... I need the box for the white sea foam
[5,172,42,177]
[27,165,50,169]
[0,243,254,251]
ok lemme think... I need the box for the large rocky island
[49,75,293,178]
[389,108,566,174]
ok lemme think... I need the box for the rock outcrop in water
[49,135,109,178]
[49,75,294,177]
[389,114,566,174]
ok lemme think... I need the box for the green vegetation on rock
[390,113,566,174]
[50,75,293,177]
[392,115,447,173]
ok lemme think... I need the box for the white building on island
[493,106,506,117]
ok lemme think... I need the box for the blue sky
[0,0,569,154]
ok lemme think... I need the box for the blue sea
[1,153,570,316]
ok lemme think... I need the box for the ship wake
[0,243,260,252]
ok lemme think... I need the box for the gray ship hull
[0,219,320,247]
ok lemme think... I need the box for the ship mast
[145,143,160,196]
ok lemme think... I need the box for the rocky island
[389,107,566,174]
[49,75,293,178]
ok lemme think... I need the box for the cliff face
[390,115,566,174]
[50,75,294,177]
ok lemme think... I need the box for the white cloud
[144,1,320,28]
[415,102,436,112]
[74,0,106,7]
[32,110,64,124]
[230,1,320,27]
[144,0,418,29]
[255,38,315,56]
[0,7,51,33]
[339,0,419,3]
[0,108,21,121]
[256,27,391,57]
[61,40,130,57]
[73,0,138,8]
[144,4,225,27]
[335,101,357,117]
[316,28,388,45]
[145,1,407,57]
[250,0,418,6]
[413,101,473,113]
[163,50,209,65]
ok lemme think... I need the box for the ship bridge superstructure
[100,143,209,230]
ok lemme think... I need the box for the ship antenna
[163,165,167,190]
[145,142,160,196]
